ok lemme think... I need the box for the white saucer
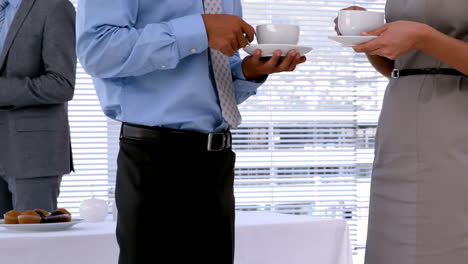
[243,44,313,57]
[328,36,377,47]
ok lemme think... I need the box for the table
[0,211,353,264]
[235,211,353,264]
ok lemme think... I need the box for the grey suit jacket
[0,0,76,178]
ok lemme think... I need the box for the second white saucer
[243,44,313,57]
[328,36,377,47]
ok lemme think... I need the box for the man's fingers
[229,38,240,53]
[287,64,296,72]
[249,50,305,75]
[257,51,281,71]
[236,32,248,49]
[286,56,300,72]
[288,53,306,71]
[264,50,282,68]
[240,20,255,42]
[296,56,307,68]
[252,49,262,62]
[277,50,297,71]
[245,49,263,66]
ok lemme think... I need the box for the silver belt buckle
[391,69,400,79]
[207,132,231,151]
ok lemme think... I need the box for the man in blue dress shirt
[76,1,306,263]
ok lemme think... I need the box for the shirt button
[191,48,197,53]
[161,65,167,69]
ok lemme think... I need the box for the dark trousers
[116,126,236,264]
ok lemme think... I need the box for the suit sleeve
[76,0,208,79]
[0,0,76,108]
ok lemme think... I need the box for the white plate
[0,219,83,232]
[328,36,377,47]
[243,44,313,57]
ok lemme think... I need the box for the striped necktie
[204,0,242,128]
[0,0,9,31]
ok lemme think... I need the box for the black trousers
[116,126,236,264]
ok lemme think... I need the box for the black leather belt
[120,123,232,152]
[391,68,466,79]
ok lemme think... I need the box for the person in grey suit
[0,0,76,216]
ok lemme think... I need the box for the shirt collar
[9,0,22,9]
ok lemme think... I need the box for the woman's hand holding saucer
[353,21,432,60]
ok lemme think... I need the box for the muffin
[3,209,21,224]
[56,208,71,217]
[18,210,41,224]
[34,209,50,217]
[34,209,51,223]
[42,210,72,223]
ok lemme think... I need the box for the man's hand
[202,14,255,56]
[242,49,307,80]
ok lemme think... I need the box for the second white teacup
[256,24,300,45]
[338,10,385,36]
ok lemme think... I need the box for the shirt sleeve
[76,0,208,79]
[229,56,267,104]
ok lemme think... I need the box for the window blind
[60,1,121,213]
[235,0,387,255]
[63,0,387,258]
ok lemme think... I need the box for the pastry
[34,209,51,223]
[17,210,41,224]
[5,208,73,224]
[34,208,50,217]
[42,210,72,223]
[3,209,21,224]
[56,208,72,217]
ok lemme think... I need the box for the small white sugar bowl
[80,195,109,222]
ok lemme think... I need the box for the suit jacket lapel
[0,0,36,70]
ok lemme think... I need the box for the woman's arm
[418,27,468,75]
[354,21,468,75]
[366,55,394,79]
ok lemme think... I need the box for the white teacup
[256,24,300,45]
[338,10,385,36]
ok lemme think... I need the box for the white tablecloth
[235,211,353,264]
[0,211,353,264]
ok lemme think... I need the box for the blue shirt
[0,0,22,52]
[76,0,263,133]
